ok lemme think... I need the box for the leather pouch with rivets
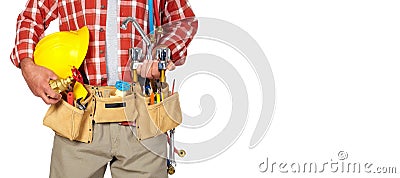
[43,95,94,143]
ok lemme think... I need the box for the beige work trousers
[50,123,168,178]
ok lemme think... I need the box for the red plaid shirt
[10,0,197,86]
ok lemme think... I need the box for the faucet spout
[121,17,151,47]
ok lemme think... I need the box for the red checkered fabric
[10,0,197,86]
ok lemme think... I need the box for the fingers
[141,60,149,78]
[136,63,142,75]
[41,95,61,105]
[145,61,154,79]
[42,85,61,104]
[139,60,174,79]
[21,62,62,105]
[41,70,61,104]
[139,59,175,80]
[167,61,176,71]
[39,91,61,105]
[44,86,61,100]
[151,60,160,79]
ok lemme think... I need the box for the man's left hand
[137,45,175,79]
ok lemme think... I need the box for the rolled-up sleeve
[160,0,198,66]
[10,0,58,68]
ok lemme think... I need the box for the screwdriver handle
[156,93,161,103]
[132,69,138,83]
[150,92,155,105]
[160,70,165,83]
[67,92,74,106]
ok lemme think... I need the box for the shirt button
[101,5,105,9]
[100,50,104,54]
[99,28,104,32]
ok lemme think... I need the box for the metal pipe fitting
[129,48,143,70]
[121,17,151,46]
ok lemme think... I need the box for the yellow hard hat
[34,26,89,78]
[34,26,90,99]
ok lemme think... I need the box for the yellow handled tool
[156,48,171,83]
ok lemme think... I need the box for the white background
[1,0,400,178]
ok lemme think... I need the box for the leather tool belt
[42,82,182,143]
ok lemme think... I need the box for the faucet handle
[129,48,142,61]
[156,47,171,62]
[129,48,142,70]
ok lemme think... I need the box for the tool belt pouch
[92,87,138,123]
[135,83,183,140]
[43,95,93,142]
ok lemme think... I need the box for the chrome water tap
[121,17,153,61]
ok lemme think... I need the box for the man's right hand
[20,58,61,105]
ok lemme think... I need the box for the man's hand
[20,58,61,105]
[138,60,176,79]
[137,45,176,79]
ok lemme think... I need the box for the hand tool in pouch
[121,0,186,175]
[67,92,74,106]
[156,47,171,84]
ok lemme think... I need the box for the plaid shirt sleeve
[160,0,198,66]
[10,0,59,68]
